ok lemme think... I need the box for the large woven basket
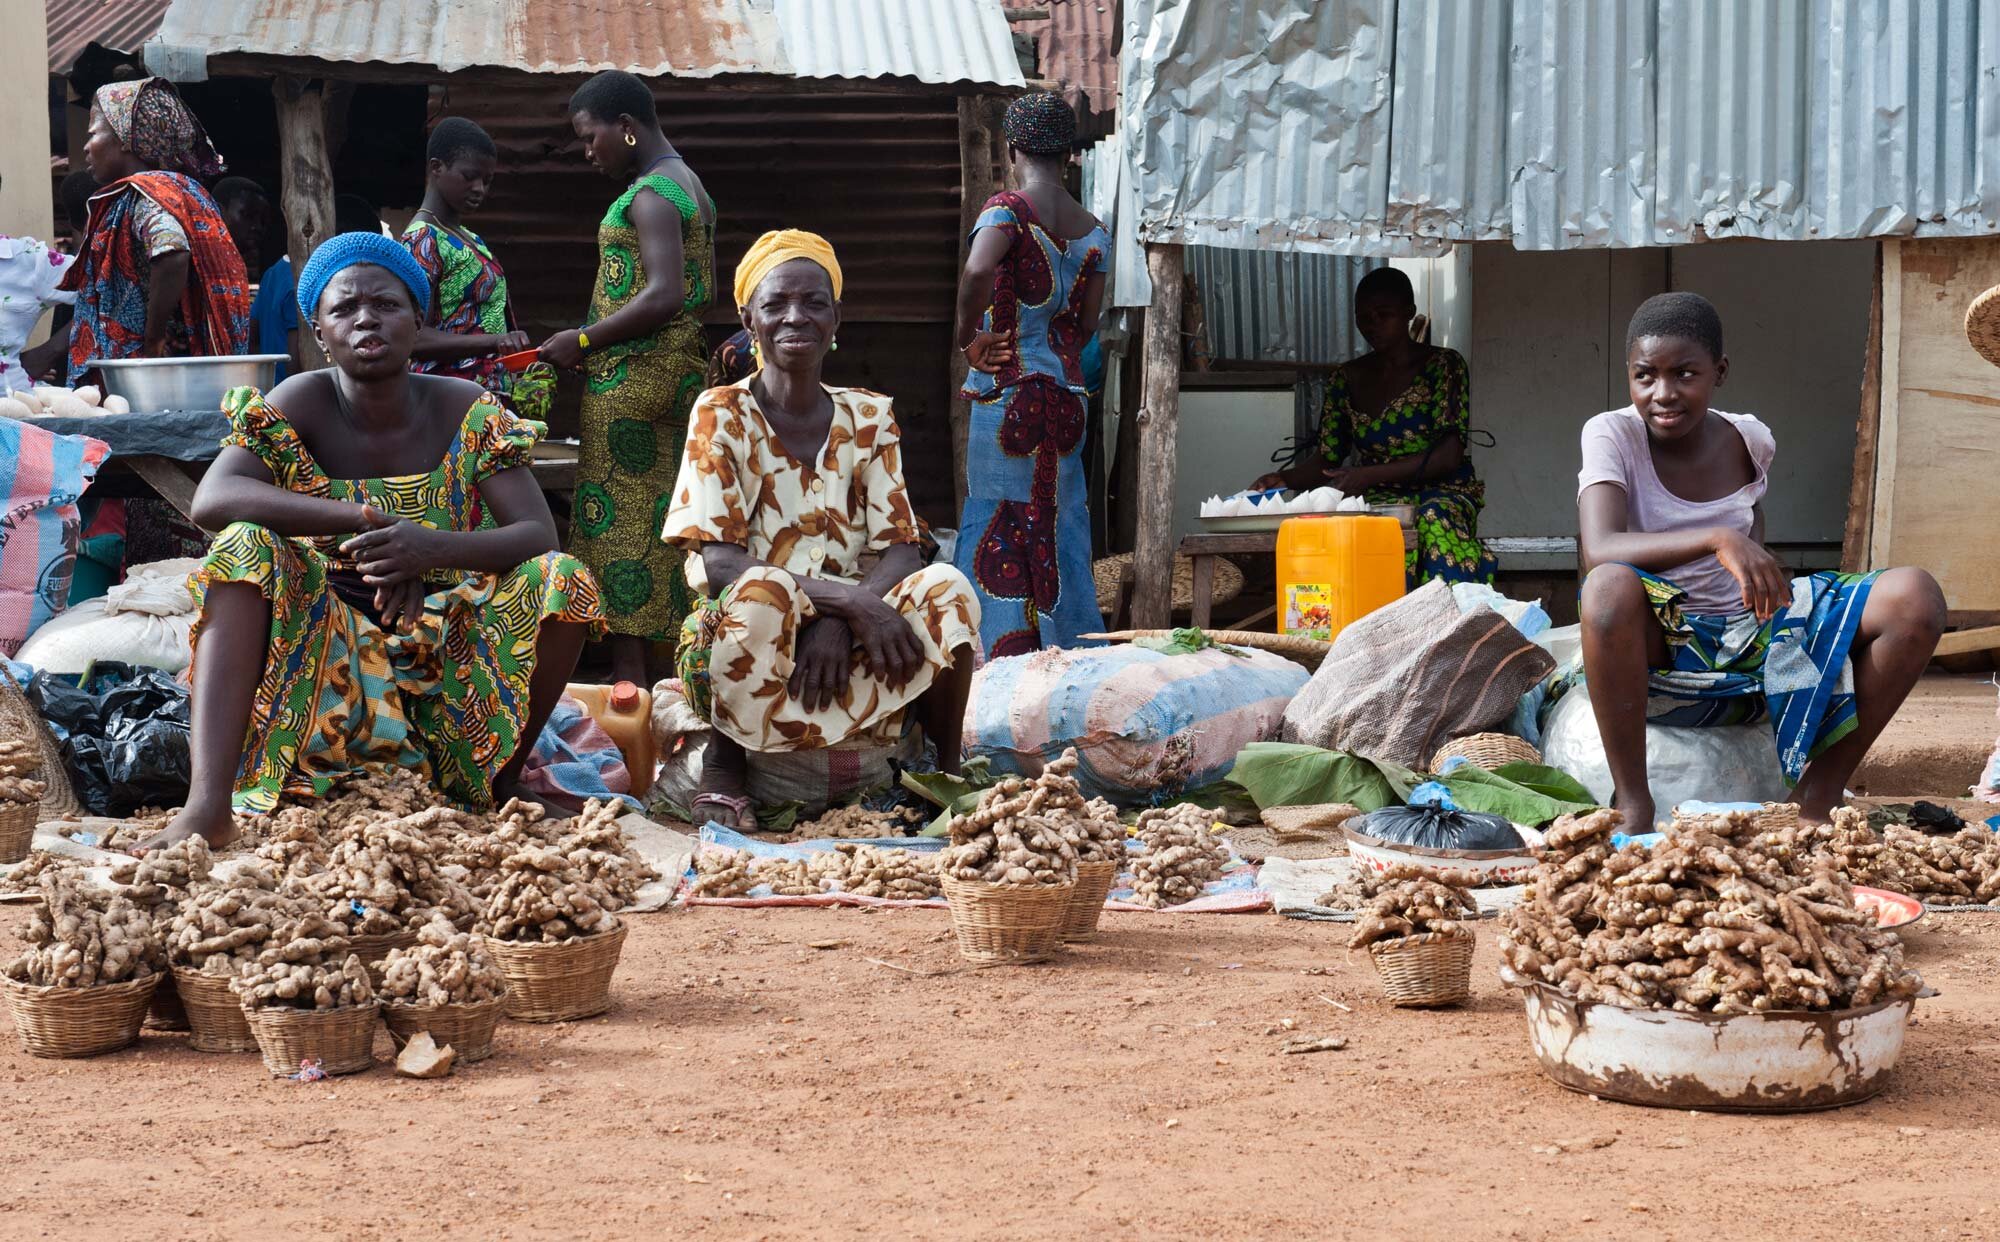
[0,799,36,865]
[1084,629,1331,671]
[1059,860,1120,942]
[1967,283,2000,368]
[2,973,160,1058]
[381,993,507,1064]
[346,928,419,966]
[941,875,1074,965]
[487,923,627,1023]
[172,966,259,1053]
[1091,553,1245,615]
[246,1003,381,1077]
[1367,930,1475,1007]
[0,662,77,818]
[1430,733,1541,773]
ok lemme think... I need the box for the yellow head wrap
[733,229,843,310]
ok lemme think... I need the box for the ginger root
[377,916,505,1007]
[1499,805,1923,1014]
[1128,804,1228,908]
[1344,864,1479,949]
[5,871,161,987]
[937,751,1091,887]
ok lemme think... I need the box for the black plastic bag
[27,661,191,816]
[1354,804,1523,852]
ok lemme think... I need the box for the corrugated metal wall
[1185,247,1375,365]
[447,76,965,524]
[1124,0,2000,253]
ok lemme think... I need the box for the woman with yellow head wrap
[539,69,716,685]
[661,230,981,831]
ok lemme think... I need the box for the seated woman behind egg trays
[666,230,981,832]
[144,231,603,853]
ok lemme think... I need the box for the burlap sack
[1280,579,1555,768]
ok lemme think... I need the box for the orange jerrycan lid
[608,680,642,712]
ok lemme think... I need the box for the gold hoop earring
[624,132,637,147]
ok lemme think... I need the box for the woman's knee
[1870,567,1947,642]
[1579,563,1647,629]
[208,520,286,560]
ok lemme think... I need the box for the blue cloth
[294,231,430,323]
[250,256,297,380]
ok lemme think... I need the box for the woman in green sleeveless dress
[542,70,715,685]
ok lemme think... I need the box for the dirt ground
[3,904,2000,1240]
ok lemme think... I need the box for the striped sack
[1282,578,1555,768]
[965,644,1311,804]
[0,420,109,657]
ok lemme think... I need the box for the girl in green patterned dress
[137,232,604,853]
[1255,267,1496,586]
[541,70,714,686]
[401,117,556,421]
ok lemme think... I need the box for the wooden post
[1132,242,1184,629]
[950,94,1006,513]
[273,76,337,372]
[1841,242,1884,573]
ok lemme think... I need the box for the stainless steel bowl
[87,355,290,414]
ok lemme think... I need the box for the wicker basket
[381,993,507,1064]
[1967,283,2000,368]
[1367,930,1475,1007]
[1092,553,1244,616]
[172,966,259,1053]
[941,875,1074,965]
[1430,733,1541,772]
[0,662,76,818]
[346,928,419,966]
[487,923,627,1023]
[144,970,189,1031]
[246,1003,381,1077]
[2,973,160,1058]
[0,799,36,865]
[1059,860,1120,942]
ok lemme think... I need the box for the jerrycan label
[1283,583,1334,641]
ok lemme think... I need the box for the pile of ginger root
[5,870,160,987]
[1499,805,1923,1014]
[937,752,1087,887]
[1811,808,2000,906]
[1341,864,1482,949]
[376,916,505,1008]
[1128,804,1228,908]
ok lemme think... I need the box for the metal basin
[88,355,290,414]
[1508,972,1912,1112]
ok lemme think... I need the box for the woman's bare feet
[692,733,758,831]
[1611,791,1657,834]
[134,799,237,855]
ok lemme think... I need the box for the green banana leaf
[1437,765,1595,825]
[1224,743,1408,813]
[899,756,996,810]
[1491,763,1600,809]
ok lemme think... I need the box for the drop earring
[830,338,838,351]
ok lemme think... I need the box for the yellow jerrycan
[1275,515,1405,643]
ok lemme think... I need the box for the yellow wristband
[576,329,592,350]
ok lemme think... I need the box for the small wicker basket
[246,1002,381,1077]
[0,799,38,865]
[346,928,419,967]
[487,923,627,1023]
[941,875,1074,965]
[1058,860,1120,942]
[1367,930,1475,1007]
[2,973,160,1058]
[381,993,507,1064]
[172,966,259,1053]
[1430,733,1541,773]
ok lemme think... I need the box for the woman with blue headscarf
[137,232,606,852]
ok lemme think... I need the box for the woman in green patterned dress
[540,70,714,685]
[138,232,603,852]
[1254,267,1496,586]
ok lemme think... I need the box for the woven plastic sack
[17,557,202,674]
[0,420,109,657]
[1540,681,1787,815]
[964,643,1310,803]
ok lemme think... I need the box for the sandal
[690,791,757,832]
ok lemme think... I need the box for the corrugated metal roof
[48,0,172,74]
[774,0,1023,86]
[153,0,786,77]
[1123,0,2000,254]
[1010,0,1119,116]
[147,0,1023,85]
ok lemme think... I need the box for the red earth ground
[2,904,1998,1240]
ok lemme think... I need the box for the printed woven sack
[0,420,109,657]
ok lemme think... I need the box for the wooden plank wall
[1857,237,2000,622]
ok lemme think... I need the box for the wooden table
[1176,524,1418,629]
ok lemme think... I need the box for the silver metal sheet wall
[1186,247,1375,365]
[1124,0,2000,253]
